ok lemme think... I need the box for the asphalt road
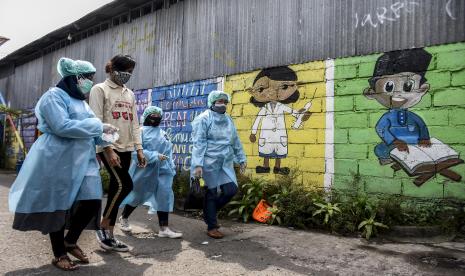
[1,172,465,275]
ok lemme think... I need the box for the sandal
[65,243,89,264]
[52,255,78,271]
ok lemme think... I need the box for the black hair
[105,54,136,73]
[369,48,432,89]
[250,66,300,107]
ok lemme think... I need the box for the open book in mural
[247,66,311,175]
[364,48,463,186]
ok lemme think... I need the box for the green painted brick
[436,50,465,70]
[426,71,451,89]
[334,129,349,144]
[367,145,379,160]
[333,175,358,191]
[402,178,444,199]
[335,96,354,111]
[348,128,380,144]
[444,182,465,200]
[409,93,432,109]
[335,159,358,175]
[358,160,395,178]
[335,79,370,96]
[428,126,465,143]
[334,144,368,159]
[414,109,449,126]
[450,108,465,125]
[427,42,465,54]
[368,111,386,128]
[451,70,465,86]
[358,62,375,78]
[433,88,465,106]
[335,65,357,79]
[335,112,368,128]
[364,176,402,195]
[354,95,385,111]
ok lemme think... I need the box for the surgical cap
[207,90,230,107]
[142,106,163,122]
[57,57,96,78]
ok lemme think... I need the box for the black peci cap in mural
[369,48,432,88]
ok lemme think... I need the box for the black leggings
[122,205,169,227]
[99,151,133,226]
[49,200,100,257]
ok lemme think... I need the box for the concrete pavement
[1,172,465,275]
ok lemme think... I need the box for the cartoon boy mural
[248,66,311,175]
[364,48,463,186]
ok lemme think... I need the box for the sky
[0,0,114,58]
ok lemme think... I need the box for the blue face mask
[77,77,93,94]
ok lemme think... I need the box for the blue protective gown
[191,109,246,189]
[121,126,176,213]
[9,87,104,214]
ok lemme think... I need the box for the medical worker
[119,106,182,238]
[191,90,247,239]
[9,57,111,271]
[89,54,146,252]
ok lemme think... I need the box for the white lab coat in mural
[251,102,300,158]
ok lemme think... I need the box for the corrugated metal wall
[0,0,464,108]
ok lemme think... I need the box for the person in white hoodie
[89,54,146,252]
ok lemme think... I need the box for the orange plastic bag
[252,199,272,223]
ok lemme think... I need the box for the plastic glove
[101,124,120,143]
[159,154,168,161]
[240,163,247,175]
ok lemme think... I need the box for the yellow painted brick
[230,105,242,117]
[302,113,326,129]
[231,91,251,104]
[290,61,325,72]
[234,117,253,130]
[242,143,253,156]
[299,157,326,173]
[237,130,250,140]
[296,69,325,83]
[288,129,318,143]
[226,71,256,82]
[287,144,305,157]
[317,129,326,144]
[282,157,298,168]
[230,79,246,91]
[223,81,233,92]
[303,172,325,188]
[242,104,260,116]
[304,144,326,158]
[300,82,326,99]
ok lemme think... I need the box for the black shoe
[109,238,130,252]
[273,167,290,175]
[96,229,113,250]
[256,166,270,173]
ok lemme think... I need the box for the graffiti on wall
[248,66,312,175]
[134,88,151,123]
[151,78,222,171]
[364,48,463,186]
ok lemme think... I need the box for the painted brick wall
[225,61,328,188]
[333,42,465,200]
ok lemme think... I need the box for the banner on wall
[133,88,152,124]
[151,77,223,171]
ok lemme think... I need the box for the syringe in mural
[247,66,312,175]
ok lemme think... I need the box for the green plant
[100,169,110,194]
[267,204,282,225]
[358,212,388,240]
[313,202,341,225]
[227,178,265,222]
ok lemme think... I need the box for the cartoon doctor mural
[248,66,311,175]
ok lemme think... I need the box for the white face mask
[77,77,94,94]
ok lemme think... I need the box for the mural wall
[151,78,223,171]
[222,41,465,200]
[333,42,465,200]
[224,61,330,188]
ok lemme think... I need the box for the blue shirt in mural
[376,109,430,145]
